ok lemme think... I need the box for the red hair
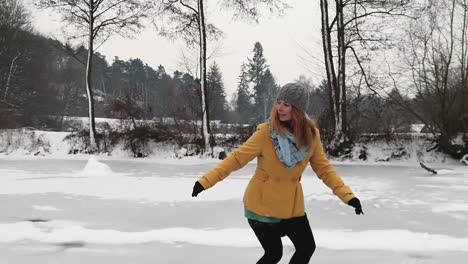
[270,106,317,148]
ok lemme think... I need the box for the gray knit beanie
[276,83,309,113]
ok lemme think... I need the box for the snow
[1,127,467,263]
[0,128,454,166]
[1,156,468,263]
[452,134,465,146]
[461,154,468,165]
[432,204,468,213]
[410,124,425,133]
[435,169,457,175]
[80,156,115,177]
[1,221,468,252]
[33,205,60,211]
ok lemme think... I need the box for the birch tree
[37,0,149,152]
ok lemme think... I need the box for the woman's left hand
[348,197,364,215]
[191,181,205,197]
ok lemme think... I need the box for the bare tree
[155,0,222,155]
[37,0,149,152]
[154,0,287,155]
[319,0,410,153]
[389,0,465,157]
[0,0,31,53]
[320,0,338,135]
[0,0,31,103]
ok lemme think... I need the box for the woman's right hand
[191,181,205,197]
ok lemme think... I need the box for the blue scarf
[270,128,309,169]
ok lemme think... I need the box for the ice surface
[0,157,467,263]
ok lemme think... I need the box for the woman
[191,83,363,264]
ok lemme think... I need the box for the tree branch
[179,0,198,15]
[344,10,410,29]
[94,0,127,20]
[50,40,86,65]
[348,45,372,90]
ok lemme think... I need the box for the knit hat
[276,83,309,113]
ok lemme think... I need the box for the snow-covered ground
[0,128,452,164]
[0,155,467,264]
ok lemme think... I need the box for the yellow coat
[198,122,355,219]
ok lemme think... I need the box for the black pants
[248,214,316,264]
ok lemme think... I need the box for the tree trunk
[320,0,338,133]
[336,0,346,139]
[463,0,468,150]
[86,1,97,152]
[101,74,106,97]
[3,52,20,102]
[464,71,468,151]
[197,0,212,155]
[59,83,73,131]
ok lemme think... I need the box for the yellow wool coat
[198,122,355,219]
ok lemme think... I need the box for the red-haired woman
[192,83,363,264]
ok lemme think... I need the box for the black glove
[348,197,364,215]
[191,181,205,197]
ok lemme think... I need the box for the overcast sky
[27,0,325,100]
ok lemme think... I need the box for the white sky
[26,0,325,100]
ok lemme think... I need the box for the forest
[0,0,466,161]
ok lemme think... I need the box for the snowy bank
[0,128,456,164]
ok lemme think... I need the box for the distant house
[0,101,21,129]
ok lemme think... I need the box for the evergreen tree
[91,53,109,97]
[59,54,86,119]
[110,57,129,98]
[207,62,227,120]
[128,58,146,102]
[236,63,253,123]
[181,72,201,121]
[157,65,166,79]
[143,64,159,118]
[259,69,278,121]
[247,42,270,122]
[248,42,268,91]
[156,67,175,118]
[172,70,187,120]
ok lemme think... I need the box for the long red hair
[270,106,317,148]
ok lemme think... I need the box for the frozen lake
[0,157,467,263]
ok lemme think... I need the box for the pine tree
[259,69,278,121]
[207,62,227,120]
[247,42,269,122]
[128,58,146,102]
[248,42,267,86]
[179,73,200,121]
[110,57,129,99]
[236,63,253,123]
[156,67,175,118]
